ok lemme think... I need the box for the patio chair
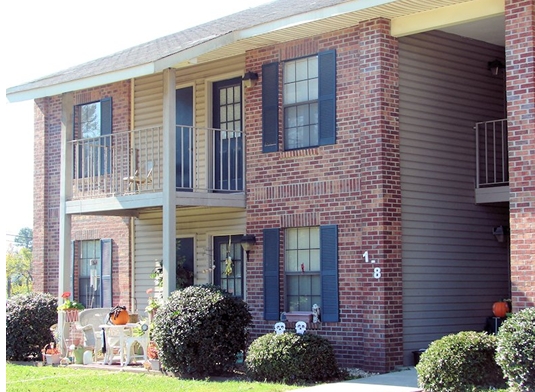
[76,308,109,357]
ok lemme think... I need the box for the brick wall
[506,0,535,310]
[33,81,133,308]
[244,19,402,373]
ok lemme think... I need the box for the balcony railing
[70,125,244,200]
[475,119,508,188]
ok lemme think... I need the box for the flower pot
[74,347,85,364]
[64,309,80,323]
[284,311,313,323]
[45,354,61,365]
[149,359,160,371]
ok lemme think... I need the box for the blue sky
[2,0,270,248]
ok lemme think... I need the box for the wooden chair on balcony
[124,167,153,192]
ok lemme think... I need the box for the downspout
[130,217,136,314]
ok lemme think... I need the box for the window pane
[81,102,101,139]
[295,58,308,80]
[287,276,299,295]
[298,250,310,271]
[310,249,320,271]
[233,103,241,121]
[297,105,308,126]
[309,79,318,100]
[285,106,297,128]
[286,250,298,271]
[284,83,296,105]
[284,62,295,83]
[295,80,308,102]
[311,276,321,295]
[220,89,226,105]
[233,86,240,102]
[297,228,309,247]
[308,57,318,78]
[309,227,320,246]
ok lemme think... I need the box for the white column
[58,92,74,353]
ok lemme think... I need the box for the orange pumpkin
[110,309,129,325]
[492,301,509,318]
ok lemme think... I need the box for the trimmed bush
[6,292,58,361]
[152,284,252,377]
[496,307,535,391]
[245,332,344,385]
[416,330,506,392]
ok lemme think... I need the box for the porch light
[240,234,256,255]
[242,71,258,88]
[492,226,508,243]
[487,59,505,76]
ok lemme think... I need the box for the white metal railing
[70,125,244,200]
[475,119,508,188]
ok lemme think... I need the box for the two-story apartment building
[6,0,534,373]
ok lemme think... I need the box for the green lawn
[6,363,300,392]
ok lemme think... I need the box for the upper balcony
[475,118,509,204]
[66,125,245,215]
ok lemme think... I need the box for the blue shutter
[263,228,280,320]
[262,62,279,153]
[101,239,112,308]
[318,50,336,146]
[100,98,112,174]
[70,241,75,298]
[320,225,339,322]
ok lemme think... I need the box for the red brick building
[7,0,534,373]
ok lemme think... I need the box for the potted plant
[42,342,61,365]
[147,341,160,371]
[57,292,85,322]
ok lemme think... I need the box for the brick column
[358,18,403,372]
[506,0,535,310]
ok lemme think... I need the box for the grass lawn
[6,363,300,392]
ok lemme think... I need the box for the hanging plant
[224,236,233,276]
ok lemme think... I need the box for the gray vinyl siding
[132,208,246,318]
[400,31,509,365]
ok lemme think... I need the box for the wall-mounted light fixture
[242,71,258,88]
[487,59,505,76]
[492,225,508,243]
[240,234,256,256]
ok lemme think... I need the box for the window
[285,227,321,311]
[263,225,339,322]
[74,98,112,177]
[76,239,112,308]
[214,235,244,298]
[283,57,319,150]
[262,50,336,152]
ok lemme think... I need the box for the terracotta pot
[110,309,129,325]
[64,309,80,322]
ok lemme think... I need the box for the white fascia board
[6,63,156,103]
[153,32,238,72]
[391,0,505,38]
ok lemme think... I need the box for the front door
[213,235,244,298]
[176,87,193,190]
[213,78,243,191]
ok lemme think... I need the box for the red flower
[62,292,71,299]
[146,288,153,295]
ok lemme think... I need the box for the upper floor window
[283,56,319,150]
[73,98,112,177]
[262,50,336,153]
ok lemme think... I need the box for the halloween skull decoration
[274,322,286,335]
[295,321,307,335]
[312,304,321,323]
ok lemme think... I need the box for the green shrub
[6,292,58,361]
[152,284,252,377]
[245,332,344,385]
[416,331,506,392]
[496,307,535,392]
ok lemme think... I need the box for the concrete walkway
[292,367,422,392]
